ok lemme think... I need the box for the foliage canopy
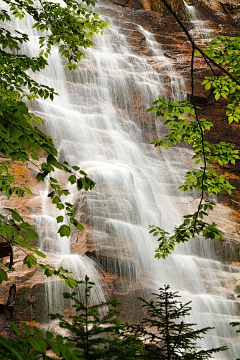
[0,278,227,359]
[128,284,227,359]
[0,0,109,284]
[149,0,240,259]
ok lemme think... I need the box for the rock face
[1,0,240,349]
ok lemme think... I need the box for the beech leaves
[149,36,240,259]
[0,0,108,285]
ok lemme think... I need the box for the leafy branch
[149,0,240,258]
[0,0,109,284]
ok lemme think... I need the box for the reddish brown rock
[1,0,240,337]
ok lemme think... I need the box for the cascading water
[4,0,107,314]
[138,25,185,101]
[3,0,240,358]
[183,0,209,39]
[183,0,199,21]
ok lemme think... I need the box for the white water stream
[183,0,209,39]
[183,0,199,21]
[3,0,240,358]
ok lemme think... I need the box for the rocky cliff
[1,0,240,344]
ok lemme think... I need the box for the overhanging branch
[160,0,240,86]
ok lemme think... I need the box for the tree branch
[190,47,206,233]
[160,0,240,86]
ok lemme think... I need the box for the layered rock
[1,0,240,340]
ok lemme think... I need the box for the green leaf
[24,187,32,195]
[58,224,71,237]
[38,338,47,354]
[75,222,84,231]
[23,254,37,268]
[73,349,84,356]
[68,175,76,184]
[53,196,60,205]
[10,322,21,337]
[22,322,31,336]
[48,340,60,357]
[79,170,87,176]
[28,228,39,240]
[33,326,42,338]
[28,337,41,352]
[56,335,64,344]
[56,216,64,223]
[31,153,39,161]
[65,277,77,288]
[50,177,58,183]
[47,154,62,169]
[37,173,45,182]
[34,250,46,258]
[77,178,83,190]
[0,268,8,283]
[205,83,211,90]
[12,211,23,222]
[48,191,54,198]
[45,331,54,341]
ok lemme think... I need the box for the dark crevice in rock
[0,284,16,337]
[113,0,130,6]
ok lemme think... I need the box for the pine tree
[0,282,230,359]
[50,275,145,360]
[230,313,240,360]
[127,285,227,359]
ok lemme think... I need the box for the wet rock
[0,284,16,337]
[113,0,130,5]
[192,95,208,106]
[1,0,240,337]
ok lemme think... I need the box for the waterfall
[183,0,209,39]
[3,1,240,358]
[183,0,199,21]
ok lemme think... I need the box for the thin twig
[160,0,211,235]
[190,47,206,232]
[160,0,240,86]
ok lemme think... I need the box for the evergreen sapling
[127,285,227,359]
